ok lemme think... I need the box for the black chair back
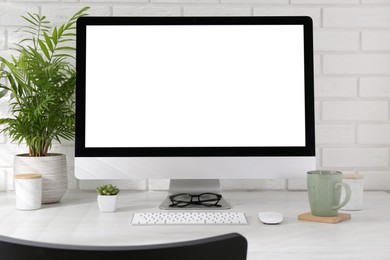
[0,232,247,260]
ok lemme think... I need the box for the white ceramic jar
[341,174,364,211]
[15,174,42,210]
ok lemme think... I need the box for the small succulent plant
[96,184,120,196]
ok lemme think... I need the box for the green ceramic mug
[307,170,351,217]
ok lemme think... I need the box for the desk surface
[0,190,389,260]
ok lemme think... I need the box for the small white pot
[97,195,118,212]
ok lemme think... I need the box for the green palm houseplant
[0,7,89,203]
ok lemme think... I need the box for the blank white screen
[85,25,306,148]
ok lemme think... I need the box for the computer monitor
[75,16,315,208]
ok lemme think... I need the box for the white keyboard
[131,212,248,225]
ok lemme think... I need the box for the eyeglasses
[169,193,222,208]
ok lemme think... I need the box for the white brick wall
[324,54,390,74]
[0,29,5,49]
[362,31,390,51]
[323,148,389,168]
[358,124,390,144]
[184,7,251,16]
[360,77,390,97]
[113,6,181,16]
[0,4,39,26]
[315,77,357,97]
[316,125,355,144]
[0,1,389,191]
[314,31,359,51]
[323,7,390,28]
[322,101,388,121]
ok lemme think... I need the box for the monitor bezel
[76,16,315,157]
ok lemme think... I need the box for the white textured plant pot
[14,153,68,204]
[98,195,118,212]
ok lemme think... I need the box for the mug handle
[332,182,351,211]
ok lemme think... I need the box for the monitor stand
[159,179,231,210]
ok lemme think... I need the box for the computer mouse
[258,211,283,225]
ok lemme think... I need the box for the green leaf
[69,6,90,21]
[43,32,54,52]
[0,89,8,99]
[53,53,75,59]
[56,46,76,52]
[21,16,38,27]
[18,26,39,34]
[61,33,76,37]
[22,13,39,25]
[58,39,75,44]
[58,25,64,37]
[52,27,58,45]
[38,39,50,60]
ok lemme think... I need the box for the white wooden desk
[0,190,389,259]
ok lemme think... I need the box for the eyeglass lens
[169,193,222,207]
